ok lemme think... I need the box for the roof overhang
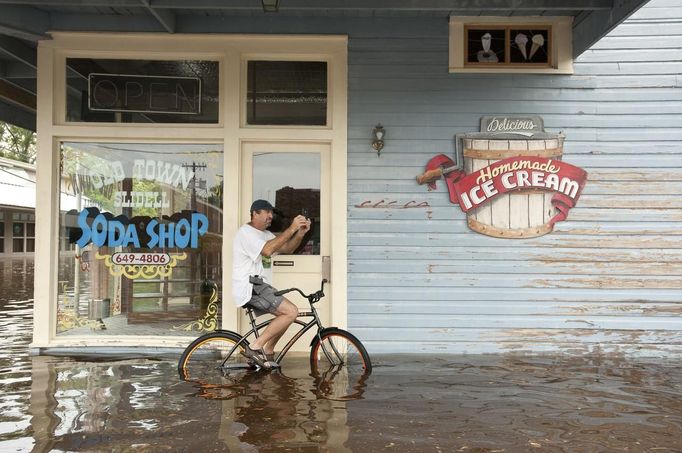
[0,0,651,131]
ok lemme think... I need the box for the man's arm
[261,215,310,257]
[278,228,309,254]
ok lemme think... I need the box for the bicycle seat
[242,305,258,318]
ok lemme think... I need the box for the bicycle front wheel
[310,328,372,374]
[178,331,252,382]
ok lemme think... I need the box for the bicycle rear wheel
[310,328,372,374]
[178,331,253,382]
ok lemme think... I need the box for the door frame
[222,38,348,335]
[239,141,331,329]
[33,33,347,349]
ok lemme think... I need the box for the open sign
[88,73,202,114]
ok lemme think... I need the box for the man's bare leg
[250,298,298,354]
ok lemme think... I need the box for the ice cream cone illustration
[530,34,545,59]
[514,33,528,60]
[477,33,498,62]
[482,33,492,53]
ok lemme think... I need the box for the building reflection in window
[56,142,223,337]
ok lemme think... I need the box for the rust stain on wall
[531,276,682,289]
[531,261,682,275]
[557,225,682,235]
[643,305,682,315]
[589,169,682,181]
[554,304,682,316]
[539,237,682,249]
[492,328,682,348]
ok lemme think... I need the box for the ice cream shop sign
[417,116,588,238]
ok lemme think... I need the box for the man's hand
[289,215,311,236]
[262,215,313,257]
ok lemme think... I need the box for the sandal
[240,345,267,368]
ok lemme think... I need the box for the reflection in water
[2,257,682,451]
[311,364,369,402]
[27,356,361,452]
[184,363,362,451]
[0,258,35,452]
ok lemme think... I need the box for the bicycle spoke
[319,337,339,365]
[310,330,372,401]
[311,331,369,373]
[179,333,254,383]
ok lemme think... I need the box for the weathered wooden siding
[347,0,682,356]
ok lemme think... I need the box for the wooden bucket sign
[417,116,588,238]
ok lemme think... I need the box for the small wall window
[66,58,219,124]
[450,16,573,74]
[246,61,327,126]
[465,26,550,67]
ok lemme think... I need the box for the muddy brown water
[1,258,681,452]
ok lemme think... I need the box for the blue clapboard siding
[346,0,682,356]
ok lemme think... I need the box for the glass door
[241,142,331,347]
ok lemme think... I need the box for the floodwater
[2,258,682,452]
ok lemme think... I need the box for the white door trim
[33,33,347,349]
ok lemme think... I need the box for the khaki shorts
[245,282,283,316]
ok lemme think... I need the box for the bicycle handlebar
[274,279,327,303]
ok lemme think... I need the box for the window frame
[10,212,35,253]
[450,16,573,74]
[240,55,333,129]
[35,33,348,348]
[463,24,552,68]
[0,215,4,254]
[54,50,225,128]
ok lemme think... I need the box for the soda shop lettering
[88,159,195,190]
[113,191,171,208]
[454,157,587,211]
[75,208,208,249]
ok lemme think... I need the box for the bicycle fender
[212,329,240,335]
[309,327,344,347]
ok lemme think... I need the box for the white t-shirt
[232,224,276,306]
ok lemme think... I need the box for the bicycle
[178,279,372,382]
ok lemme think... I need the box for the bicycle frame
[215,279,351,371]
[220,294,326,370]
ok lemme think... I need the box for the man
[232,199,311,368]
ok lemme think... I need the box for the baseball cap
[250,199,274,212]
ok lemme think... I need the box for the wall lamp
[372,123,385,156]
[262,0,280,12]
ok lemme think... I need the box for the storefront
[0,157,37,256]
[6,0,677,357]
[31,34,348,351]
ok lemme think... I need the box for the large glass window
[66,59,219,124]
[246,61,327,126]
[56,142,223,337]
[11,213,34,253]
[253,152,320,255]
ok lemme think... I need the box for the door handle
[273,260,294,267]
[322,256,331,283]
